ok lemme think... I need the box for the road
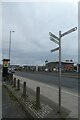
[15,71,79,93]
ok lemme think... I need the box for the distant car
[53,68,56,71]
[8,68,15,73]
[45,68,48,72]
[11,69,15,73]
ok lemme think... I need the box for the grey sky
[2,2,78,65]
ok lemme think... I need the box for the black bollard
[17,79,20,90]
[9,73,13,85]
[36,87,40,109]
[23,82,26,96]
[13,78,16,88]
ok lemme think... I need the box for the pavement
[3,80,70,119]
[0,73,2,120]
[1,73,31,118]
[13,74,79,119]
[2,85,29,118]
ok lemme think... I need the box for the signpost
[50,37,59,45]
[49,32,59,40]
[49,27,77,113]
[51,47,59,52]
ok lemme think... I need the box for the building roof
[46,61,74,64]
[2,59,10,61]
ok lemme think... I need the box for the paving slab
[3,82,70,119]
[14,75,78,118]
[0,73,2,120]
[2,85,31,118]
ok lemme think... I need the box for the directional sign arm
[61,27,77,37]
[49,32,59,40]
[51,47,59,52]
[50,37,59,45]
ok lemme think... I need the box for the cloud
[2,2,78,65]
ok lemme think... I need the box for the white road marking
[13,75,79,98]
[62,90,78,97]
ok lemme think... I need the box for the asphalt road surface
[15,71,79,93]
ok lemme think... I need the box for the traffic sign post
[49,27,77,113]
[50,37,59,45]
[49,32,59,40]
[51,47,59,52]
[59,31,61,113]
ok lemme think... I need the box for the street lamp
[9,30,15,66]
[49,26,77,113]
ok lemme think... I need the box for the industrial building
[45,60,74,72]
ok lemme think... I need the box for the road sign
[3,61,8,67]
[49,27,77,113]
[50,37,59,45]
[51,47,59,52]
[61,27,77,37]
[49,32,59,40]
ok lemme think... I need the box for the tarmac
[13,74,79,119]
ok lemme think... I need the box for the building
[10,65,20,70]
[22,65,45,71]
[45,60,74,72]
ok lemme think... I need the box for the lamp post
[49,27,77,113]
[9,30,15,66]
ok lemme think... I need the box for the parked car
[8,68,15,73]
[44,68,48,72]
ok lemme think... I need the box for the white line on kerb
[14,75,79,97]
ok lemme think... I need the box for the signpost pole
[59,31,61,113]
[49,27,77,113]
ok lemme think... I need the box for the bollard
[8,73,13,85]
[13,78,16,88]
[17,79,20,90]
[36,87,40,109]
[10,73,13,85]
[23,82,26,96]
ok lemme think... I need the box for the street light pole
[9,31,11,61]
[9,30,15,66]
